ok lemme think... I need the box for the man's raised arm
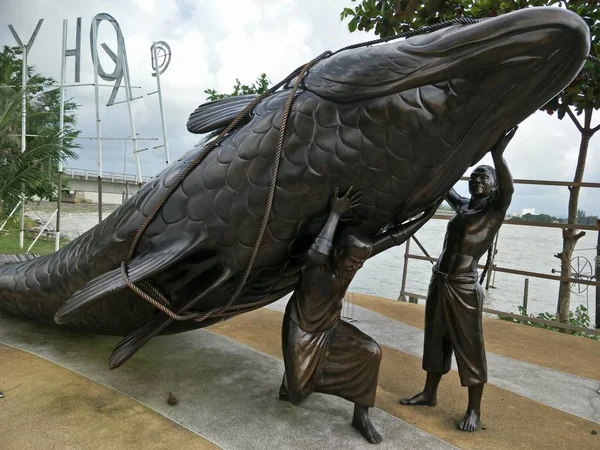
[369,202,440,258]
[299,187,362,269]
[491,127,517,211]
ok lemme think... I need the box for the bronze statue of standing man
[400,128,517,432]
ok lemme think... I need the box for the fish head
[397,7,590,163]
[306,7,590,221]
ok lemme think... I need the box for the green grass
[0,217,68,255]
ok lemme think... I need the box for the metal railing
[63,167,153,184]
[399,177,600,333]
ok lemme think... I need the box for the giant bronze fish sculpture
[0,8,590,368]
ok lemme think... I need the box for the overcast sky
[1,0,598,216]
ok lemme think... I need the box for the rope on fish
[120,262,280,321]
[206,52,331,320]
[121,15,599,322]
[125,17,484,263]
[120,262,202,320]
[121,51,331,322]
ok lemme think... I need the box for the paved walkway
[1,293,598,449]
[267,295,600,422]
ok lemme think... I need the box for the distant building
[511,208,535,217]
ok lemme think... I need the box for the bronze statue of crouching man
[280,186,437,443]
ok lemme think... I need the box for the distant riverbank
[17,201,599,325]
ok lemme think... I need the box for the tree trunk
[556,107,593,323]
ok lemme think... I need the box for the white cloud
[1,0,598,215]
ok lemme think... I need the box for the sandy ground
[0,345,218,450]
[1,293,598,449]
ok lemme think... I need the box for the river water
[350,219,598,325]
[25,202,598,324]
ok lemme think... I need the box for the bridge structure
[62,167,153,204]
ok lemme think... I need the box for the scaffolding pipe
[0,201,22,232]
[91,17,103,223]
[152,42,170,167]
[398,238,411,301]
[122,54,142,184]
[56,19,69,251]
[27,209,58,254]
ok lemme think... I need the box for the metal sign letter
[89,13,128,106]
[64,17,82,83]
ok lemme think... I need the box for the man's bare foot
[458,409,481,432]
[352,405,382,444]
[399,391,437,406]
[279,382,289,401]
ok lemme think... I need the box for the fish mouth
[304,8,590,225]
[396,8,590,185]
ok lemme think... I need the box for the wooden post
[485,267,492,290]
[522,278,529,314]
[595,220,599,329]
[398,238,411,301]
[486,232,500,290]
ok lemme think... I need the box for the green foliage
[0,46,80,216]
[511,213,564,223]
[499,305,599,340]
[340,1,600,118]
[576,209,599,225]
[0,216,67,254]
[204,73,271,101]
[510,210,598,225]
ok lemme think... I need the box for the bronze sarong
[282,305,381,407]
[422,266,487,386]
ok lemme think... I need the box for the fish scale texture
[0,87,447,334]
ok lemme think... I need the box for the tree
[204,73,270,101]
[576,209,599,226]
[341,1,599,324]
[512,213,563,223]
[0,46,79,218]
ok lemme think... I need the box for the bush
[499,305,598,340]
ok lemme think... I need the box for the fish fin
[54,247,188,325]
[108,267,236,368]
[109,315,171,369]
[186,94,257,134]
